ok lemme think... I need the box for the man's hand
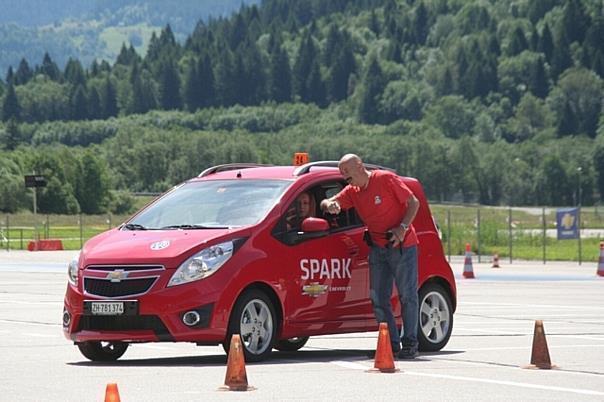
[321,199,341,214]
[390,225,406,248]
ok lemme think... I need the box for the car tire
[417,283,453,352]
[225,289,277,362]
[77,341,129,361]
[274,336,309,352]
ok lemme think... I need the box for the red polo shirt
[335,170,418,247]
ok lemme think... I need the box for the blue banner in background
[557,208,579,240]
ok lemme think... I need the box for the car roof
[192,161,396,181]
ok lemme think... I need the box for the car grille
[84,277,157,297]
[77,315,172,341]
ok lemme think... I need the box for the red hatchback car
[63,161,456,362]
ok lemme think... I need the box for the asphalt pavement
[0,250,603,401]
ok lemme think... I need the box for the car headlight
[67,251,80,286]
[168,240,235,287]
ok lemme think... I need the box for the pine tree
[538,24,554,63]
[306,59,326,107]
[159,60,182,110]
[2,83,20,122]
[1,118,20,150]
[64,58,86,87]
[197,53,216,108]
[530,56,549,98]
[293,31,317,102]
[214,47,236,106]
[412,1,429,45]
[70,84,88,120]
[15,58,33,85]
[507,27,528,56]
[183,60,202,111]
[88,87,101,120]
[268,43,292,102]
[562,0,590,44]
[551,30,573,79]
[101,78,118,118]
[5,67,14,85]
[39,53,61,81]
[358,56,384,124]
[558,100,577,136]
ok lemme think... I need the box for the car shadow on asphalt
[67,348,465,367]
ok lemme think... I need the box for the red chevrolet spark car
[63,161,456,362]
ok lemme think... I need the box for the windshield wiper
[122,223,148,231]
[160,224,227,230]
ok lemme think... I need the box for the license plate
[90,302,124,315]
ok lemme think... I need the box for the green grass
[2,203,602,261]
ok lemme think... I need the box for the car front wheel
[418,283,453,352]
[77,341,129,361]
[225,289,277,362]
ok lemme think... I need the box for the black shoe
[398,343,418,359]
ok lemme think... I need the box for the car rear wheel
[225,289,277,362]
[274,336,309,352]
[77,341,129,361]
[418,283,453,352]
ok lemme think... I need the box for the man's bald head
[338,153,369,188]
[338,154,363,168]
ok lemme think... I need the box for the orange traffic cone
[223,334,252,391]
[369,322,398,373]
[104,383,121,402]
[597,242,604,277]
[492,253,500,268]
[523,320,557,369]
[463,243,475,279]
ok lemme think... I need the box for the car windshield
[127,179,291,229]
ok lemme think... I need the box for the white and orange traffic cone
[463,243,475,279]
[597,242,604,277]
[492,253,500,268]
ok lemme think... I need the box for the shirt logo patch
[374,196,382,205]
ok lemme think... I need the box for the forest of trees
[0,0,603,214]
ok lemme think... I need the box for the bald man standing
[320,154,420,359]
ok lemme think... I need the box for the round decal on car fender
[150,240,170,250]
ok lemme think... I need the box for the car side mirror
[301,217,330,232]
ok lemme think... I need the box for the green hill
[0,0,603,215]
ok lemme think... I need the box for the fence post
[46,214,49,239]
[447,209,451,262]
[79,214,83,249]
[508,207,512,264]
[108,213,112,230]
[5,215,9,252]
[477,208,481,263]
[20,228,23,250]
[542,207,546,264]
[578,207,582,265]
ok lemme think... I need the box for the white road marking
[455,344,604,352]
[0,319,59,327]
[0,300,58,305]
[330,361,604,396]
[405,371,604,396]
[23,332,61,338]
[459,302,602,310]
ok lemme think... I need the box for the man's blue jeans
[368,245,418,347]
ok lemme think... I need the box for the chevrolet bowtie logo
[107,270,128,282]
[302,282,328,297]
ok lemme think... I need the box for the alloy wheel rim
[240,299,273,355]
[420,291,450,343]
